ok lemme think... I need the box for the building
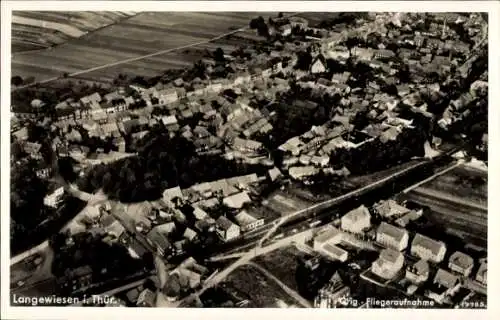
[448,251,474,277]
[215,216,240,241]
[405,259,430,284]
[234,210,264,232]
[314,272,351,308]
[376,222,409,251]
[310,57,327,74]
[371,248,405,280]
[319,243,349,262]
[136,288,156,307]
[314,226,343,250]
[288,166,319,180]
[279,24,292,36]
[157,88,179,105]
[223,191,251,209]
[373,199,410,219]
[476,261,487,285]
[427,269,461,304]
[340,205,371,234]
[411,233,447,263]
[43,186,65,208]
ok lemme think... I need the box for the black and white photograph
[1,1,497,319]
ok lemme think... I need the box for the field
[12,11,136,53]
[403,164,488,248]
[11,12,343,84]
[11,12,276,82]
[220,264,301,307]
[252,245,308,294]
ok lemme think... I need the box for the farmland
[11,12,343,84]
[12,11,136,53]
[11,12,276,83]
[403,164,488,248]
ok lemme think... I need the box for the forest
[78,132,268,203]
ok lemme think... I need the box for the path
[249,262,312,308]
[402,161,461,194]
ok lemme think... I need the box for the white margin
[1,1,499,320]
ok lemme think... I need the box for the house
[374,49,396,59]
[288,166,319,180]
[352,47,373,61]
[319,243,348,262]
[314,272,350,308]
[376,222,409,251]
[380,126,402,143]
[215,216,240,241]
[405,259,430,284]
[371,248,405,280]
[234,210,264,232]
[279,24,292,36]
[327,46,350,61]
[373,200,410,219]
[314,226,343,250]
[163,186,184,205]
[157,88,179,105]
[161,115,180,131]
[331,72,351,84]
[310,57,327,74]
[80,92,102,109]
[340,205,371,234]
[183,227,198,242]
[311,155,330,167]
[223,191,251,209]
[43,186,65,208]
[411,233,447,263]
[232,137,263,153]
[137,288,156,307]
[476,261,487,285]
[448,251,474,277]
[427,269,461,304]
[146,226,172,256]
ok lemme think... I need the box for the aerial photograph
[8,10,488,309]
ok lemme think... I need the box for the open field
[252,245,308,294]
[402,164,487,248]
[416,164,487,207]
[12,11,136,53]
[220,264,301,307]
[11,12,275,82]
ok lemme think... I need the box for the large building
[411,233,447,263]
[376,222,409,251]
[314,272,350,308]
[340,205,371,234]
[314,226,343,250]
[427,269,461,304]
[215,216,240,242]
[405,259,430,284]
[448,251,474,277]
[371,248,405,280]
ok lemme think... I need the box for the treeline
[78,133,268,202]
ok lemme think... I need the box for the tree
[214,48,225,62]
[295,51,312,71]
[11,76,24,86]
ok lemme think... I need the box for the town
[10,11,488,309]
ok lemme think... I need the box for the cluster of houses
[310,198,487,307]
